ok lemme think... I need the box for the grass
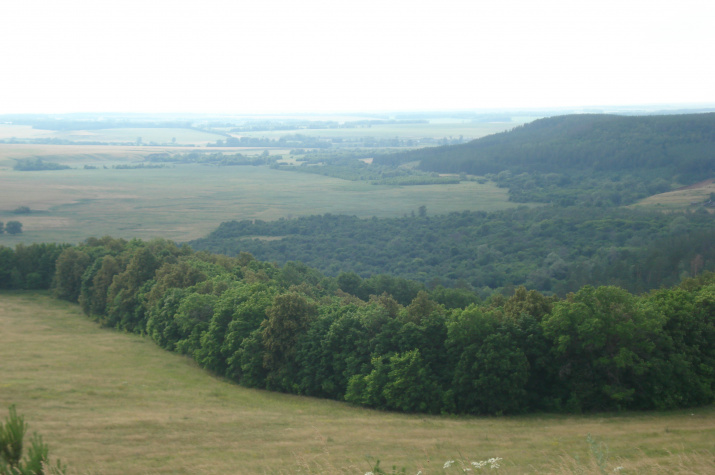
[50,128,226,145]
[0,125,225,145]
[630,181,715,211]
[2,291,714,474]
[227,121,521,141]
[0,144,519,245]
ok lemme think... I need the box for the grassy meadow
[0,125,225,145]
[225,120,523,142]
[1,292,713,474]
[630,180,715,211]
[0,144,519,245]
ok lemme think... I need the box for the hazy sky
[1,0,713,114]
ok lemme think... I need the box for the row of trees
[1,238,713,415]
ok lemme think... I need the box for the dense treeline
[145,151,278,166]
[0,243,68,289]
[189,208,715,295]
[13,158,71,171]
[210,134,332,148]
[273,161,461,185]
[1,238,713,415]
[375,113,715,205]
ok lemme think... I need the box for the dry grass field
[1,292,713,474]
[630,180,715,211]
[0,144,519,246]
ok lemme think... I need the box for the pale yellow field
[1,292,713,474]
[631,180,715,211]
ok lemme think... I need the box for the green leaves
[542,285,666,410]
[0,405,66,475]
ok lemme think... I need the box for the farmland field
[48,127,226,145]
[1,292,713,474]
[224,120,524,141]
[0,144,520,245]
[0,125,226,145]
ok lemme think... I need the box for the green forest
[189,113,715,296]
[189,207,715,296]
[2,112,714,418]
[1,238,714,415]
[377,113,715,206]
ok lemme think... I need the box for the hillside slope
[3,292,714,473]
[376,113,715,180]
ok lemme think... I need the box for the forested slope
[189,208,715,295]
[375,113,715,205]
[1,239,714,415]
[379,113,715,176]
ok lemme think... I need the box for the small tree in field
[5,221,22,235]
[0,405,66,474]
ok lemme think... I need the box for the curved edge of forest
[1,238,714,416]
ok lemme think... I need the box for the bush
[0,405,66,475]
[5,222,22,235]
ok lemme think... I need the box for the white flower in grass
[444,460,455,468]
[614,467,624,472]
[488,457,502,469]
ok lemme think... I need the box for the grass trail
[1,292,713,474]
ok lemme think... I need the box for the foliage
[273,159,460,186]
[5,222,22,235]
[377,113,715,205]
[2,237,714,416]
[13,158,70,171]
[0,405,65,475]
[189,207,715,295]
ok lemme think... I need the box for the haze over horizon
[2,0,713,115]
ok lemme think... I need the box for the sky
[1,0,713,114]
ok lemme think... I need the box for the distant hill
[376,113,715,180]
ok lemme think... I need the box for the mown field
[1,292,713,474]
[0,144,519,245]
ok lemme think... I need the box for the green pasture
[1,292,713,474]
[0,146,519,245]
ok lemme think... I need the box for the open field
[0,119,525,146]
[50,127,226,145]
[0,144,519,245]
[223,120,522,142]
[0,125,226,145]
[631,179,715,211]
[1,292,713,474]
[632,187,715,211]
